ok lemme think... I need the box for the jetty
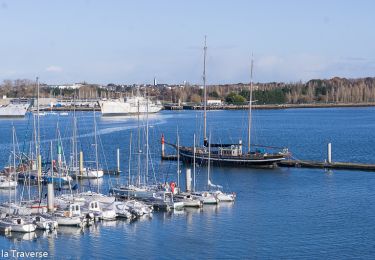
[161,142,375,172]
[278,160,375,171]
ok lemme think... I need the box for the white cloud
[46,65,63,72]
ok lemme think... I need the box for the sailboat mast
[193,133,196,192]
[93,109,99,193]
[12,126,16,205]
[36,77,41,199]
[207,133,211,187]
[146,88,149,184]
[203,36,208,145]
[50,140,53,184]
[72,92,78,169]
[177,129,180,188]
[248,56,254,153]
[128,132,132,186]
[137,101,141,186]
[36,77,40,157]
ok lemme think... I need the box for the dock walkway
[161,155,375,172]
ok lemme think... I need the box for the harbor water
[0,108,375,259]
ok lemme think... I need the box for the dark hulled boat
[166,38,289,168]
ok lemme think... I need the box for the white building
[207,99,222,106]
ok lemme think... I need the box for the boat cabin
[67,203,81,217]
[88,201,101,212]
[219,144,242,157]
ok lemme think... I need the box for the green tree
[225,92,246,104]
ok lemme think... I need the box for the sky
[0,0,374,85]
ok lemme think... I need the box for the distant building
[207,99,222,106]
[48,83,84,89]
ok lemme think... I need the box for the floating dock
[161,155,375,172]
[278,160,375,171]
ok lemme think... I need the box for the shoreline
[164,102,375,111]
[23,102,375,113]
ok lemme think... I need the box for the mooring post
[328,143,332,164]
[47,183,54,212]
[186,168,192,192]
[117,148,120,174]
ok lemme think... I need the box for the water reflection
[58,226,84,237]
[100,113,163,122]
[6,231,37,242]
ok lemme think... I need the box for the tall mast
[128,132,132,186]
[93,109,99,193]
[12,126,16,204]
[203,35,208,146]
[207,133,211,187]
[50,140,53,185]
[73,91,78,169]
[137,101,141,186]
[36,77,40,155]
[146,88,149,184]
[36,77,41,199]
[177,128,180,188]
[193,133,196,192]
[248,56,254,153]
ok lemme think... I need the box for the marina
[1,1,375,258]
[0,108,374,258]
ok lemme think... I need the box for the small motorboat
[175,193,203,208]
[212,190,236,202]
[107,201,133,219]
[54,203,85,227]
[32,215,58,231]
[0,217,36,233]
[82,200,117,221]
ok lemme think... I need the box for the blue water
[0,108,375,259]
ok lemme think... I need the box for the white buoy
[117,148,120,173]
[186,168,192,192]
[328,143,332,164]
[47,183,54,212]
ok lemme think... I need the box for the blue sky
[0,0,374,84]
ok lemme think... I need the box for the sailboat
[174,37,288,168]
[72,110,103,179]
[0,127,36,233]
[190,134,218,205]
[173,133,202,207]
[110,95,158,199]
[205,134,236,202]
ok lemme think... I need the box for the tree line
[1,77,375,104]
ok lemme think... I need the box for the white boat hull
[99,97,162,116]
[76,170,104,179]
[11,223,36,233]
[0,103,29,117]
[56,216,83,227]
